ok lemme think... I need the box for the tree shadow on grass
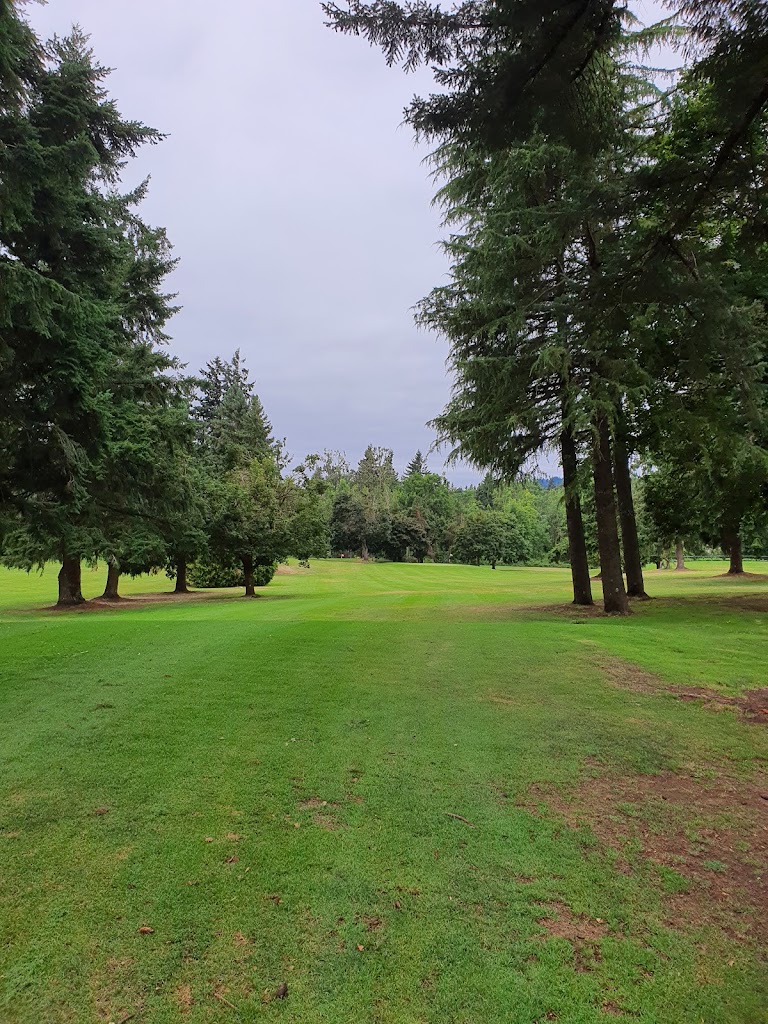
[15,589,299,615]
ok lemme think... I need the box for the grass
[0,560,766,1023]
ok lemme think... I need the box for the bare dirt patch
[30,587,297,615]
[361,914,384,932]
[526,601,609,619]
[535,903,610,975]
[530,768,768,946]
[297,797,330,811]
[536,902,609,944]
[601,656,768,725]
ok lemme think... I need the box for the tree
[196,352,276,471]
[452,508,505,567]
[0,22,172,606]
[330,487,367,556]
[396,470,456,559]
[206,457,291,597]
[406,450,428,476]
[326,3,654,612]
[327,1,768,614]
[195,350,251,425]
[383,509,429,562]
[287,467,331,563]
[354,445,398,558]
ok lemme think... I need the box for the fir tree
[0,20,171,605]
[406,450,428,476]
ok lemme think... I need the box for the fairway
[1,561,766,1024]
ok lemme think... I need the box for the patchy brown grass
[714,572,768,582]
[175,984,193,1013]
[533,902,613,978]
[312,812,344,831]
[600,655,768,725]
[361,914,384,933]
[536,902,609,945]
[296,796,330,811]
[295,794,358,831]
[529,767,768,947]
[600,656,664,695]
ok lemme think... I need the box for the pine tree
[406,450,428,476]
[195,350,251,425]
[0,20,170,605]
[196,352,276,471]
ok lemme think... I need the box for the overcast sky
[28,0,668,483]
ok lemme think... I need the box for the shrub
[188,561,277,589]
[188,562,242,589]
[254,562,277,587]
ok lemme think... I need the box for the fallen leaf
[356,944,364,952]
[138,926,154,935]
[204,837,214,843]
[274,982,288,1000]
[94,807,110,815]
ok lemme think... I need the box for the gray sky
[28,0,669,484]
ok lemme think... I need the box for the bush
[254,562,277,587]
[188,561,277,589]
[188,562,242,589]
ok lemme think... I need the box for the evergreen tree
[196,351,276,470]
[206,457,291,597]
[406,450,428,476]
[0,21,170,605]
[353,445,398,559]
[195,350,251,424]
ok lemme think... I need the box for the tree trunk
[612,417,648,599]
[102,562,122,601]
[57,556,85,607]
[174,558,189,594]
[561,422,593,606]
[361,540,369,561]
[725,532,744,575]
[243,556,256,597]
[592,413,630,615]
[674,540,687,572]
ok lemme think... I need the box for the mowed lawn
[0,561,766,1024]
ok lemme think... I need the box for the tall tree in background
[406,450,428,476]
[195,351,276,470]
[353,445,398,559]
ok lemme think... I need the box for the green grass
[0,560,766,1023]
